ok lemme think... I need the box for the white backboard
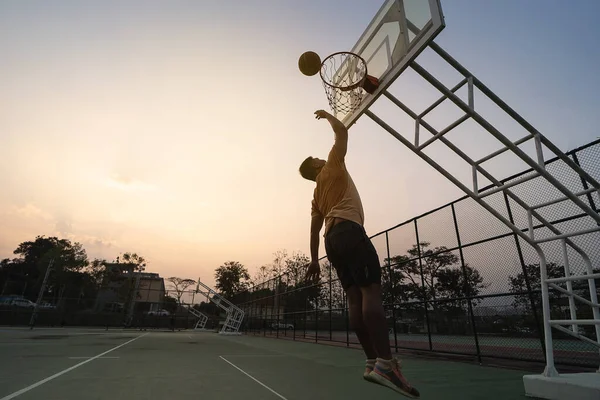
[337,0,445,127]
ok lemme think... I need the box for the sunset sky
[2,1,599,289]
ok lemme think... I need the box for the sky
[1,0,599,290]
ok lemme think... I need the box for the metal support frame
[182,303,209,331]
[195,279,244,335]
[363,40,600,378]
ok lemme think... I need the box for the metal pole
[451,203,481,364]
[30,259,54,329]
[329,264,333,342]
[315,287,319,343]
[386,231,398,352]
[414,220,433,351]
[503,191,547,359]
[127,271,141,328]
[344,290,349,347]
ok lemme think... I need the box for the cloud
[9,204,53,221]
[106,173,158,192]
[69,233,117,249]
[55,219,73,235]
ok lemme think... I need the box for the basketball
[298,51,322,76]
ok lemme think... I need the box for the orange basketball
[298,51,322,76]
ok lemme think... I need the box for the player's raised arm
[315,110,348,160]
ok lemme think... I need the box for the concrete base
[523,373,600,400]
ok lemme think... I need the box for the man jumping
[299,110,420,398]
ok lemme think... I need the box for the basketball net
[320,52,379,116]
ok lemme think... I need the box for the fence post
[451,203,482,364]
[275,276,280,338]
[414,219,433,351]
[329,263,333,342]
[302,296,306,339]
[503,191,546,360]
[344,290,349,347]
[315,287,319,343]
[386,231,398,352]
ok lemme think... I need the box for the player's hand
[304,260,321,282]
[314,110,331,120]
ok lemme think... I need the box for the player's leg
[345,284,378,379]
[325,222,378,379]
[360,283,391,359]
[350,229,420,398]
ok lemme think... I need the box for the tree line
[2,234,597,330]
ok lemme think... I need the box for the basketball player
[299,110,420,398]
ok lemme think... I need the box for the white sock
[375,357,393,370]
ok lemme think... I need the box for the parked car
[271,322,294,330]
[6,298,36,308]
[146,309,170,316]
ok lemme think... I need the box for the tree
[0,258,23,296]
[509,262,563,314]
[214,261,250,300]
[85,258,108,287]
[8,236,90,304]
[166,277,196,304]
[162,294,178,313]
[381,255,412,306]
[507,263,600,316]
[384,242,488,319]
[283,251,310,287]
[118,252,147,272]
[252,265,273,286]
[318,261,345,309]
[271,250,288,278]
[435,265,486,315]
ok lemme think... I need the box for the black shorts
[325,220,382,290]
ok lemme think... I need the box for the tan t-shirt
[311,146,365,237]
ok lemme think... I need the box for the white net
[320,52,368,116]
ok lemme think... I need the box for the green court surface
[0,327,536,400]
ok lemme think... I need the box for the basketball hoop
[320,52,379,115]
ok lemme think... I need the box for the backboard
[333,0,445,127]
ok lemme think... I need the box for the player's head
[299,156,326,181]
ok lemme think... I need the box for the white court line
[0,333,148,400]
[220,354,284,358]
[67,356,120,359]
[219,356,288,400]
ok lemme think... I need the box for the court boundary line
[67,356,120,360]
[0,332,149,400]
[219,356,288,400]
[219,354,285,357]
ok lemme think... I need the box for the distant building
[94,263,165,313]
[135,272,166,312]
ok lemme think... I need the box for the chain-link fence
[235,139,600,369]
[0,277,221,332]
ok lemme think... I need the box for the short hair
[299,156,316,181]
